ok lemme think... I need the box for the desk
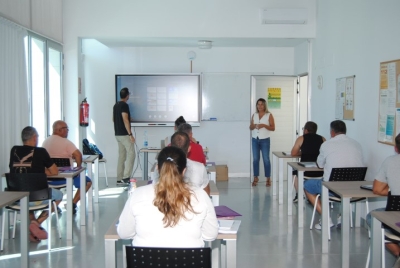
[82,155,99,204]
[370,211,400,267]
[49,167,86,240]
[0,191,29,268]
[321,181,380,268]
[140,147,210,181]
[207,166,216,183]
[272,152,299,204]
[104,218,240,268]
[287,162,323,227]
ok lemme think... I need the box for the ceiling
[95,37,309,48]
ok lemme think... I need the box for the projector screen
[115,74,201,127]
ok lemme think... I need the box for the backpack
[82,138,103,160]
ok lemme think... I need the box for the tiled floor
[0,177,396,267]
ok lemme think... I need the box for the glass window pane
[48,47,62,136]
[31,37,46,145]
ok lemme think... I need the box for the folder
[214,205,241,218]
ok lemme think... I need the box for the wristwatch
[128,133,132,136]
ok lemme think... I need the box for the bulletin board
[335,75,355,120]
[378,59,400,145]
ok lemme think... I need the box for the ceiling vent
[260,8,308,24]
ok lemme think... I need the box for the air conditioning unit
[260,8,308,24]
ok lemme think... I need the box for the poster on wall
[335,75,355,120]
[378,59,400,145]
[267,88,281,109]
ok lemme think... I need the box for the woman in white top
[249,98,275,187]
[117,146,218,247]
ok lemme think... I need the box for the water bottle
[143,131,148,148]
[129,178,137,195]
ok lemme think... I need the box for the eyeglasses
[59,127,69,131]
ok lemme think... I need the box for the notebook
[214,206,242,219]
[282,152,292,156]
[360,185,373,191]
[218,220,234,230]
[298,162,318,168]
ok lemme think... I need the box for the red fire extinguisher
[80,98,89,127]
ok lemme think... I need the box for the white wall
[82,39,294,176]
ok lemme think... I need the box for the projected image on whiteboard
[115,74,200,126]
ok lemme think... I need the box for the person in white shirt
[304,120,363,229]
[117,146,218,247]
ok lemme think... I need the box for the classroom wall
[82,39,295,176]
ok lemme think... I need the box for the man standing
[177,123,206,165]
[9,126,63,242]
[304,120,363,229]
[290,121,325,202]
[113,87,136,185]
[43,120,92,214]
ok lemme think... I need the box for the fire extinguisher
[80,98,89,127]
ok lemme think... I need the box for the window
[26,33,63,145]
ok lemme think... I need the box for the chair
[48,157,73,189]
[309,167,368,237]
[125,246,211,268]
[365,192,400,268]
[99,158,108,187]
[1,173,61,251]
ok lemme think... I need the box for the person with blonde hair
[117,146,218,247]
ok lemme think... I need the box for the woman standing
[117,146,218,247]
[249,98,275,187]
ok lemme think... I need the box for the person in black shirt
[290,121,325,202]
[113,87,136,185]
[9,126,63,242]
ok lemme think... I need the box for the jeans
[252,137,271,177]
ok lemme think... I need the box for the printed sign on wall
[267,88,281,109]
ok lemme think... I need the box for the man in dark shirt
[9,126,63,242]
[113,87,136,185]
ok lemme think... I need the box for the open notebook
[298,162,318,168]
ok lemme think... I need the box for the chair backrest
[52,157,72,168]
[5,173,51,202]
[125,246,211,268]
[328,167,367,182]
[385,192,400,212]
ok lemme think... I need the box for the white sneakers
[314,218,334,230]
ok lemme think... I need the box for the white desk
[0,191,29,268]
[287,162,323,227]
[104,218,240,268]
[49,167,87,240]
[370,211,400,268]
[272,152,299,204]
[207,166,216,183]
[321,181,380,268]
[82,155,99,204]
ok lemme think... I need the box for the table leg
[20,195,29,268]
[272,154,277,196]
[80,169,86,226]
[341,197,350,268]
[104,239,117,268]
[86,162,93,212]
[278,158,283,204]
[67,178,73,240]
[354,202,361,227]
[370,215,382,267]
[143,152,148,180]
[94,158,99,203]
[321,184,329,253]
[211,194,219,206]
[297,171,304,227]
[211,239,221,268]
[287,165,293,216]
[225,239,237,268]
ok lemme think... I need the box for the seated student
[177,123,206,165]
[165,116,197,145]
[118,146,218,247]
[152,131,210,195]
[366,133,400,262]
[290,121,325,202]
[42,120,92,215]
[9,126,63,243]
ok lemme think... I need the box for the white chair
[99,158,108,187]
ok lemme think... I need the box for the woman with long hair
[117,146,218,247]
[249,98,275,187]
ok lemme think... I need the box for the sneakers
[72,203,77,215]
[293,194,298,203]
[336,215,341,229]
[314,218,335,230]
[116,178,130,186]
[57,206,62,214]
